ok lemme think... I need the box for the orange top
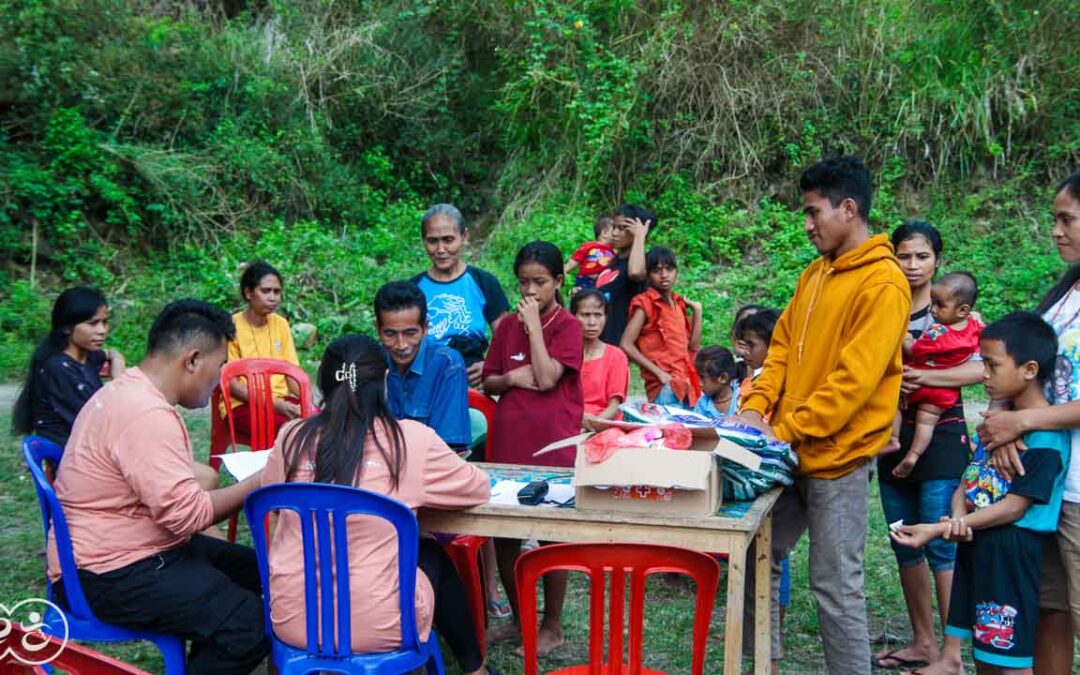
[48,368,215,579]
[629,288,700,405]
[262,419,490,653]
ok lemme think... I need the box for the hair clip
[335,362,358,391]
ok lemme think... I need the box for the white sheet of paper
[488,480,575,507]
[489,480,529,505]
[546,483,575,505]
[215,450,271,481]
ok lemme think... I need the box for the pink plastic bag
[584,428,629,463]
[660,423,693,450]
[583,424,694,464]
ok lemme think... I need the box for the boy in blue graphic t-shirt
[892,312,1070,674]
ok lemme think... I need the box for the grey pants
[744,461,872,674]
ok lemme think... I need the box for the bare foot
[515,624,564,657]
[486,620,520,645]
[900,654,962,675]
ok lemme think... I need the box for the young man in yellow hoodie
[736,155,911,674]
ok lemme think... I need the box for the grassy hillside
[2,0,1079,372]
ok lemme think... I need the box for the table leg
[754,511,773,675]
[723,539,747,675]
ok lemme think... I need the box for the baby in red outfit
[565,215,617,290]
[888,272,983,477]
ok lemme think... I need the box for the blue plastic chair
[22,436,187,674]
[244,482,446,675]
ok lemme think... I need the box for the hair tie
[335,362,358,391]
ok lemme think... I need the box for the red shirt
[910,318,984,369]
[581,344,629,416]
[483,306,584,467]
[571,241,617,278]
[629,288,700,405]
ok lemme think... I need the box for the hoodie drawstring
[797,266,832,362]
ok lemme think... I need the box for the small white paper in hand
[215,450,272,481]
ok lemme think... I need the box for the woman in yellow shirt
[227,261,303,435]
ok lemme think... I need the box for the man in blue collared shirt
[375,280,471,453]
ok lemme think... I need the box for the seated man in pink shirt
[48,299,269,674]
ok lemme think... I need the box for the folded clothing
[618,402,798,501]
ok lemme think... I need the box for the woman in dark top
[12,287,125,446]
[873,222,982,669]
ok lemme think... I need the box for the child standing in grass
[483,241,583,657]
[892,312,1069,675]
[620,246,703,407]
[573,289,629,427]
[692,345,739,418]
[733,308,780,402]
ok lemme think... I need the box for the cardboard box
[569,421,762,516]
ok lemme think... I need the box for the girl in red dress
[482,240,583,656]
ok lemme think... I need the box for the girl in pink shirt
[263,334,498,675]
[572,289,629,427]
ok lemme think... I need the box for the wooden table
[419,463,781,675]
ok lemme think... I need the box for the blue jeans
[879,478,959,572]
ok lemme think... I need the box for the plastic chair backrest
[209,385,232,457]
[220,358,314,451]
[466,389,496,459]
[515,542,721,675]
[244,483,424,660]
[0,623,150,674]
[22,436,96,621]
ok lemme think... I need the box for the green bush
[1,0,1077,376]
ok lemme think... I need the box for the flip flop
[488,597,512,619]
[872,650,929,669]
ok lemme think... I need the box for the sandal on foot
[872,650,928,669]
[488,597,511,618]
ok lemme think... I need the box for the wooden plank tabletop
[418,462,782,538]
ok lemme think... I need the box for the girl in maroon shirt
[483,240,583,656]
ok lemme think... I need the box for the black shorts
[945,526,1046,669]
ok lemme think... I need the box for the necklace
[1049,281,1080,331]
[524,307,561,335]
[246,312,273,357]
[712,390,733,412]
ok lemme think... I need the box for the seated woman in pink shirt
[261,334,499,675]
[572,289,629,428]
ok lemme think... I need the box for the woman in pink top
[572,289,629,427]
[262,334,499,675]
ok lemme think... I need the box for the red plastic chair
[218,358,315,453]
[214,358,314,540]
[467,388,496,461]
[442,534,489,658]
[0,622,151,674]
[515,543,721,675]
[441,389,500,656]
